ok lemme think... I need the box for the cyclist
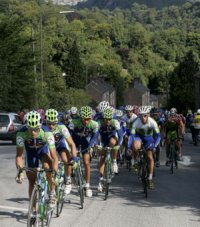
[150,108,165,167]
[97,108,123,192]
[164,107,184,165]
[61,111,73,133]
[129,106,161,189]
[70,106,99,197]
[45,109,77,195]
[121,105,138,163]
[94,101,110,121]
[15,110,58,208]
[70,106,79,121]
[193,109,200,145]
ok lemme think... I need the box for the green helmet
[26,111,41,128]
[80,106,92,118]
[45,109,58,123]
[103,108,113,119]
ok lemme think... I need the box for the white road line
[0,205,28,212]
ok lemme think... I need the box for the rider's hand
[72,156,79,163]
[15,169,24,184]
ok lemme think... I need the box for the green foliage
[0,0,200,112]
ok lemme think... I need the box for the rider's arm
[15,132,25,169]
[46,132,58,173]
[89,120,99,148]
[152,120,161,147]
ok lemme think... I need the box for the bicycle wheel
[170,147,174,174]
[27,187,41,227]
[56,182,65,217]
[76,166,84,209]
[103,161,111,200]
[141,164,148,198]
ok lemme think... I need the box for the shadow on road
[6,197,29,204]
[0,210,27,225]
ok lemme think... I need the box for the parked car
[0,112,23,144]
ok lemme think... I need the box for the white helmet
[139,106,151,114]
[125,105,133,111]
[70,106,77,115]
[170,107,177,115]
[108,106,115,114]
[98,101,110,113]
[115,109,123,117]
[197,109,200,114]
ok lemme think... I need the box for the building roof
[86,79,114,93]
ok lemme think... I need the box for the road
[0,133,200,227]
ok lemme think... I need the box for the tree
[169,51,199,111]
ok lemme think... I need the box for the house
[150,94,159,108]
[194,71,200,109]
[85,79,116,107]
[123,78,150,106]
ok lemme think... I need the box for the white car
[0,112,23,144]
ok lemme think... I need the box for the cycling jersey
[16,125,55,167]
[121,113,137,130]
[194,114,200,129]
[98,119,123,147]
[70,118,99,153]
[130,117,160,149]
[45,122,71,154]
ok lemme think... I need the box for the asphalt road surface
[0,133,200,227]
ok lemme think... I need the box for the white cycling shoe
[85,187,93,197]
[98,181,103,192]
[64,182,72,195]
[113,162,118,174]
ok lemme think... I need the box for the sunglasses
[28,127,40,132]
[141,115,148,118]
[105,118,112,121]
[82,118,91,121]
[47,122,57,126]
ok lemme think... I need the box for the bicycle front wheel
[56,182,65,217]
[76,166,84,209]
[27,187,41,227]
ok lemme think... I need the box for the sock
[85,183,90,188]
[148,174,153,180]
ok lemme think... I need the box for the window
[0,115,10,126]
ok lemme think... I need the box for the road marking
[0,205,28,212]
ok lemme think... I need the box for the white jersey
[131,117,160,136]
[121,113,138,130]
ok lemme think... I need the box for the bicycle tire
[170,146,174,174]
[142,165,148,198]
[56,182,64,217]
[46,208,53,227]
[76,165,84,209]
[27,187,41,227]
[104,160,111,200]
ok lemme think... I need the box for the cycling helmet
[108,106,115,114]
[98,101,110,113]
[103,108,113,119]
[197,109,200,114]
[115,109,124,118]
[70,106,78,115]
[80,106,92,118]
[26,111,41,128]
[138,106,151,114]
[125,105,133,111]
[170,108,177,115]
[45,109,58,123]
